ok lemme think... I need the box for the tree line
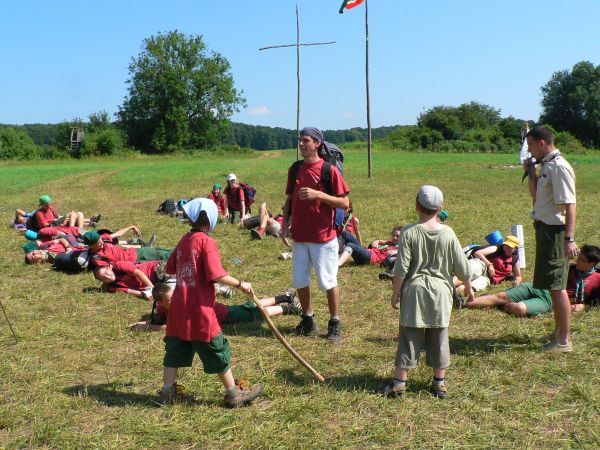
[1,30,598,160]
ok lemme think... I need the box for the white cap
[227,173,237,181]
[417,185,443,210]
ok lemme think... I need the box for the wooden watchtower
[70,127,84,153]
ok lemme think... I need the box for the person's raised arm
[474,246,499,277]
[110,225,141,240]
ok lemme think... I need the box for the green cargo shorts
[221,301,262,325]
[163,333,231,374]
[506,282,553,316]
[136,247,172,263]
[533,222,568,290]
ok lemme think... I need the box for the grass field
[1,148,600,448]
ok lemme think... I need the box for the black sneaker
[378,272,393,281]
[326,319,341,343]
[453,290,466,309]
[294,314,319,336]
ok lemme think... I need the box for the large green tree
[540,61,600,147]
[118,31,245,152]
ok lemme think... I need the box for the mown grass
[1,148,600,448]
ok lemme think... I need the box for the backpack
[289,160,335,195]
[320,141,344,177]
[463,244,487,260]
[238,183,256,210]
[157,199,178,216]
[53,250,90,273]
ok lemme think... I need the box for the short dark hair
[392,226,403,233]
[581,244,600,265]
[152,282,173,300]
[526,125,554,145]
[192,209,210,228]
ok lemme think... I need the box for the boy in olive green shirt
[383,186,474,398]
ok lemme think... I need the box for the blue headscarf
[182,198,218,231]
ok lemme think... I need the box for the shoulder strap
[321,161,332,195]
[290,160,303,192]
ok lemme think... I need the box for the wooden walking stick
[250,294,325,382]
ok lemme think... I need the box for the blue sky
[2,0,599,130]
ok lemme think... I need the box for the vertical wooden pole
[365,0,372,178]
[296,4,301,161]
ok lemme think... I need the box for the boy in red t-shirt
[157,198,263,408]
[282,127,350,342]
[223,174,246,224]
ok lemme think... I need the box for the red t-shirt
[91,234,137,267]
[208,193,227,215]
[369,240,397,264]
[489,251,514,284]
[285,159,350,243]
[566,265,600,303]
[38,240,68,254]
[34,205,59,229]
[152,301,230,326]
[336,213,358,237]
[107,260,159,293]
[224,186,245,211]
[37,226,81,241]
[165,231,228,342]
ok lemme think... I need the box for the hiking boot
[250,227,266,240]
[90,213,102,224]
[430,383,448,399]
[294,314,319,336]
[225,380,263,408]
[542,340,573,353]
[144,234,157,248]
[217,284,234,299]
[453,290,467,309]
[378,272,393,281]
[156,383,195,406]
[381,381,406,398]
[326,319,341,343]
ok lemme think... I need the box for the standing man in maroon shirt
[282,127,350,342]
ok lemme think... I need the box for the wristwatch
[564,236,575,242]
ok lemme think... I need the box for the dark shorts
[533,222,568,290]
[228,209,242,224]
[222,301,262,324]
[506,282,553,316]
[163,333,231,374]
[395,327,450,369]
[136,247,172,263]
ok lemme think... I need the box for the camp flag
[339,0,365,14]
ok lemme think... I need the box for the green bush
[0,126,39,160]
[80,128,125,157]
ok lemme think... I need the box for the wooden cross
[259,4,335,159]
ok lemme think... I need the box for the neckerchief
[574,267,596,304]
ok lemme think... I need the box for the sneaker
[430,383,448,399]
[381,381,406,398]
[225,380,263,408]
[279,252,292,260]
[288,295,303,316]
[144,234,157,248]
[90,213,102,224]
[542,340,573,353]
[294,314,319,336]
[250,228,266,240]
[219,285,235,299]
[326,319,341,343]
[156,383,195,406]
[378,272,393,281]
[453,290,467,309]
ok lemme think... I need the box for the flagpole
[296,4,300,161]
[365,0,372,178]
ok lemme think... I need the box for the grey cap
[417,185,443,210]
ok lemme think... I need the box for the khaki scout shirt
[532,149,576,225]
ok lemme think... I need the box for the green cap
[437,210,449,221]
[23,241,39,253]
[82,231,101,245]
[39,195,51,205]
[213,183,222,190]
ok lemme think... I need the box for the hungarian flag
[339,0,365,14]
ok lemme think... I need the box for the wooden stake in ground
[250,295,325,382]
[259,4,335,161]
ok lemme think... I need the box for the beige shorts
[266,219,282,237]
[395,326,450,369]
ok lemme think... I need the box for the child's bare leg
[433,368,446,379]
[394,367,409,380]
[338,250,351,267]
[264,305,284,317]
[163,367,178,386]
[75,212,85,227]
[218,368,235,390]
[66,211,77,226]
[467,292,510,308]
[297,286,312,314]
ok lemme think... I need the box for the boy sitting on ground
[157,197,262,408]
[383,186,473,399]
[129,282,301,331]
[338,226,401,268]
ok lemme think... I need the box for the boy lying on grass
[383,186,473,399]
[338,226,401,268]
[156,198,263,408]
[129,282,301,331]
[466,244,600,316]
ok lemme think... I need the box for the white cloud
[247,106,272,116]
